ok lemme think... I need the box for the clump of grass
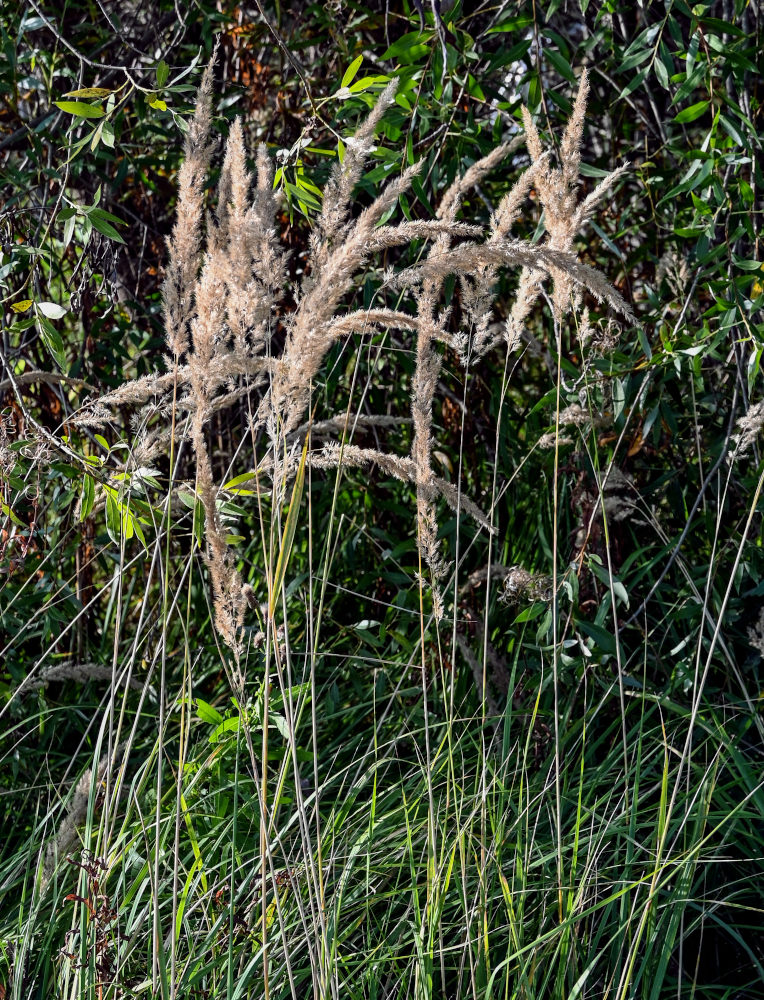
[77,60,633,640]
[1,52,762,1000]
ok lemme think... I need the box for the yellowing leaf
[11,299,33,313]
[62,87,114,99]
[223,472,256,490]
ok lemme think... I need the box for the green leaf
[674,100,709,124]
[1,501,25,527]
[349,75,389,93]
[618,67,648,100]
[536,608,553,643]
[514,602,547,623]
[89,216,125,242]
[80,474,95,520]
[87,205,123,224]
[269,713,290,740]
[36,315,66,370]
[130,512,147,548]
[105,493,120,544]
[527,72,542,110]
[588,560,629,608]
[618,48,650,73]
[576,620,617,656]
[718,113,743,145]
[487,13,535,32]
[196,698,225,726]
[87,208,127,243]
[466,74,485,101]
[156,60,169,88]
[381,31,432,63]
[697,16,746,36]
[285,182,321,212]
[353,619,380,631]
[659,158,713,203]
[487,38,532,69]
[53,100,105,119]
[654,56,669,90]
[341,54,363,89]
[612,377,626,420]
[411,175,434,217]
[210,714,246,743]
[36,300,67,320]
[670,64,705,106]
[579,162,613,179]
[101,121,115,148]
[546,48,576,84]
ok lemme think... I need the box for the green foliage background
[0,1,762,998]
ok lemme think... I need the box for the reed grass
[1,55,762,1000]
